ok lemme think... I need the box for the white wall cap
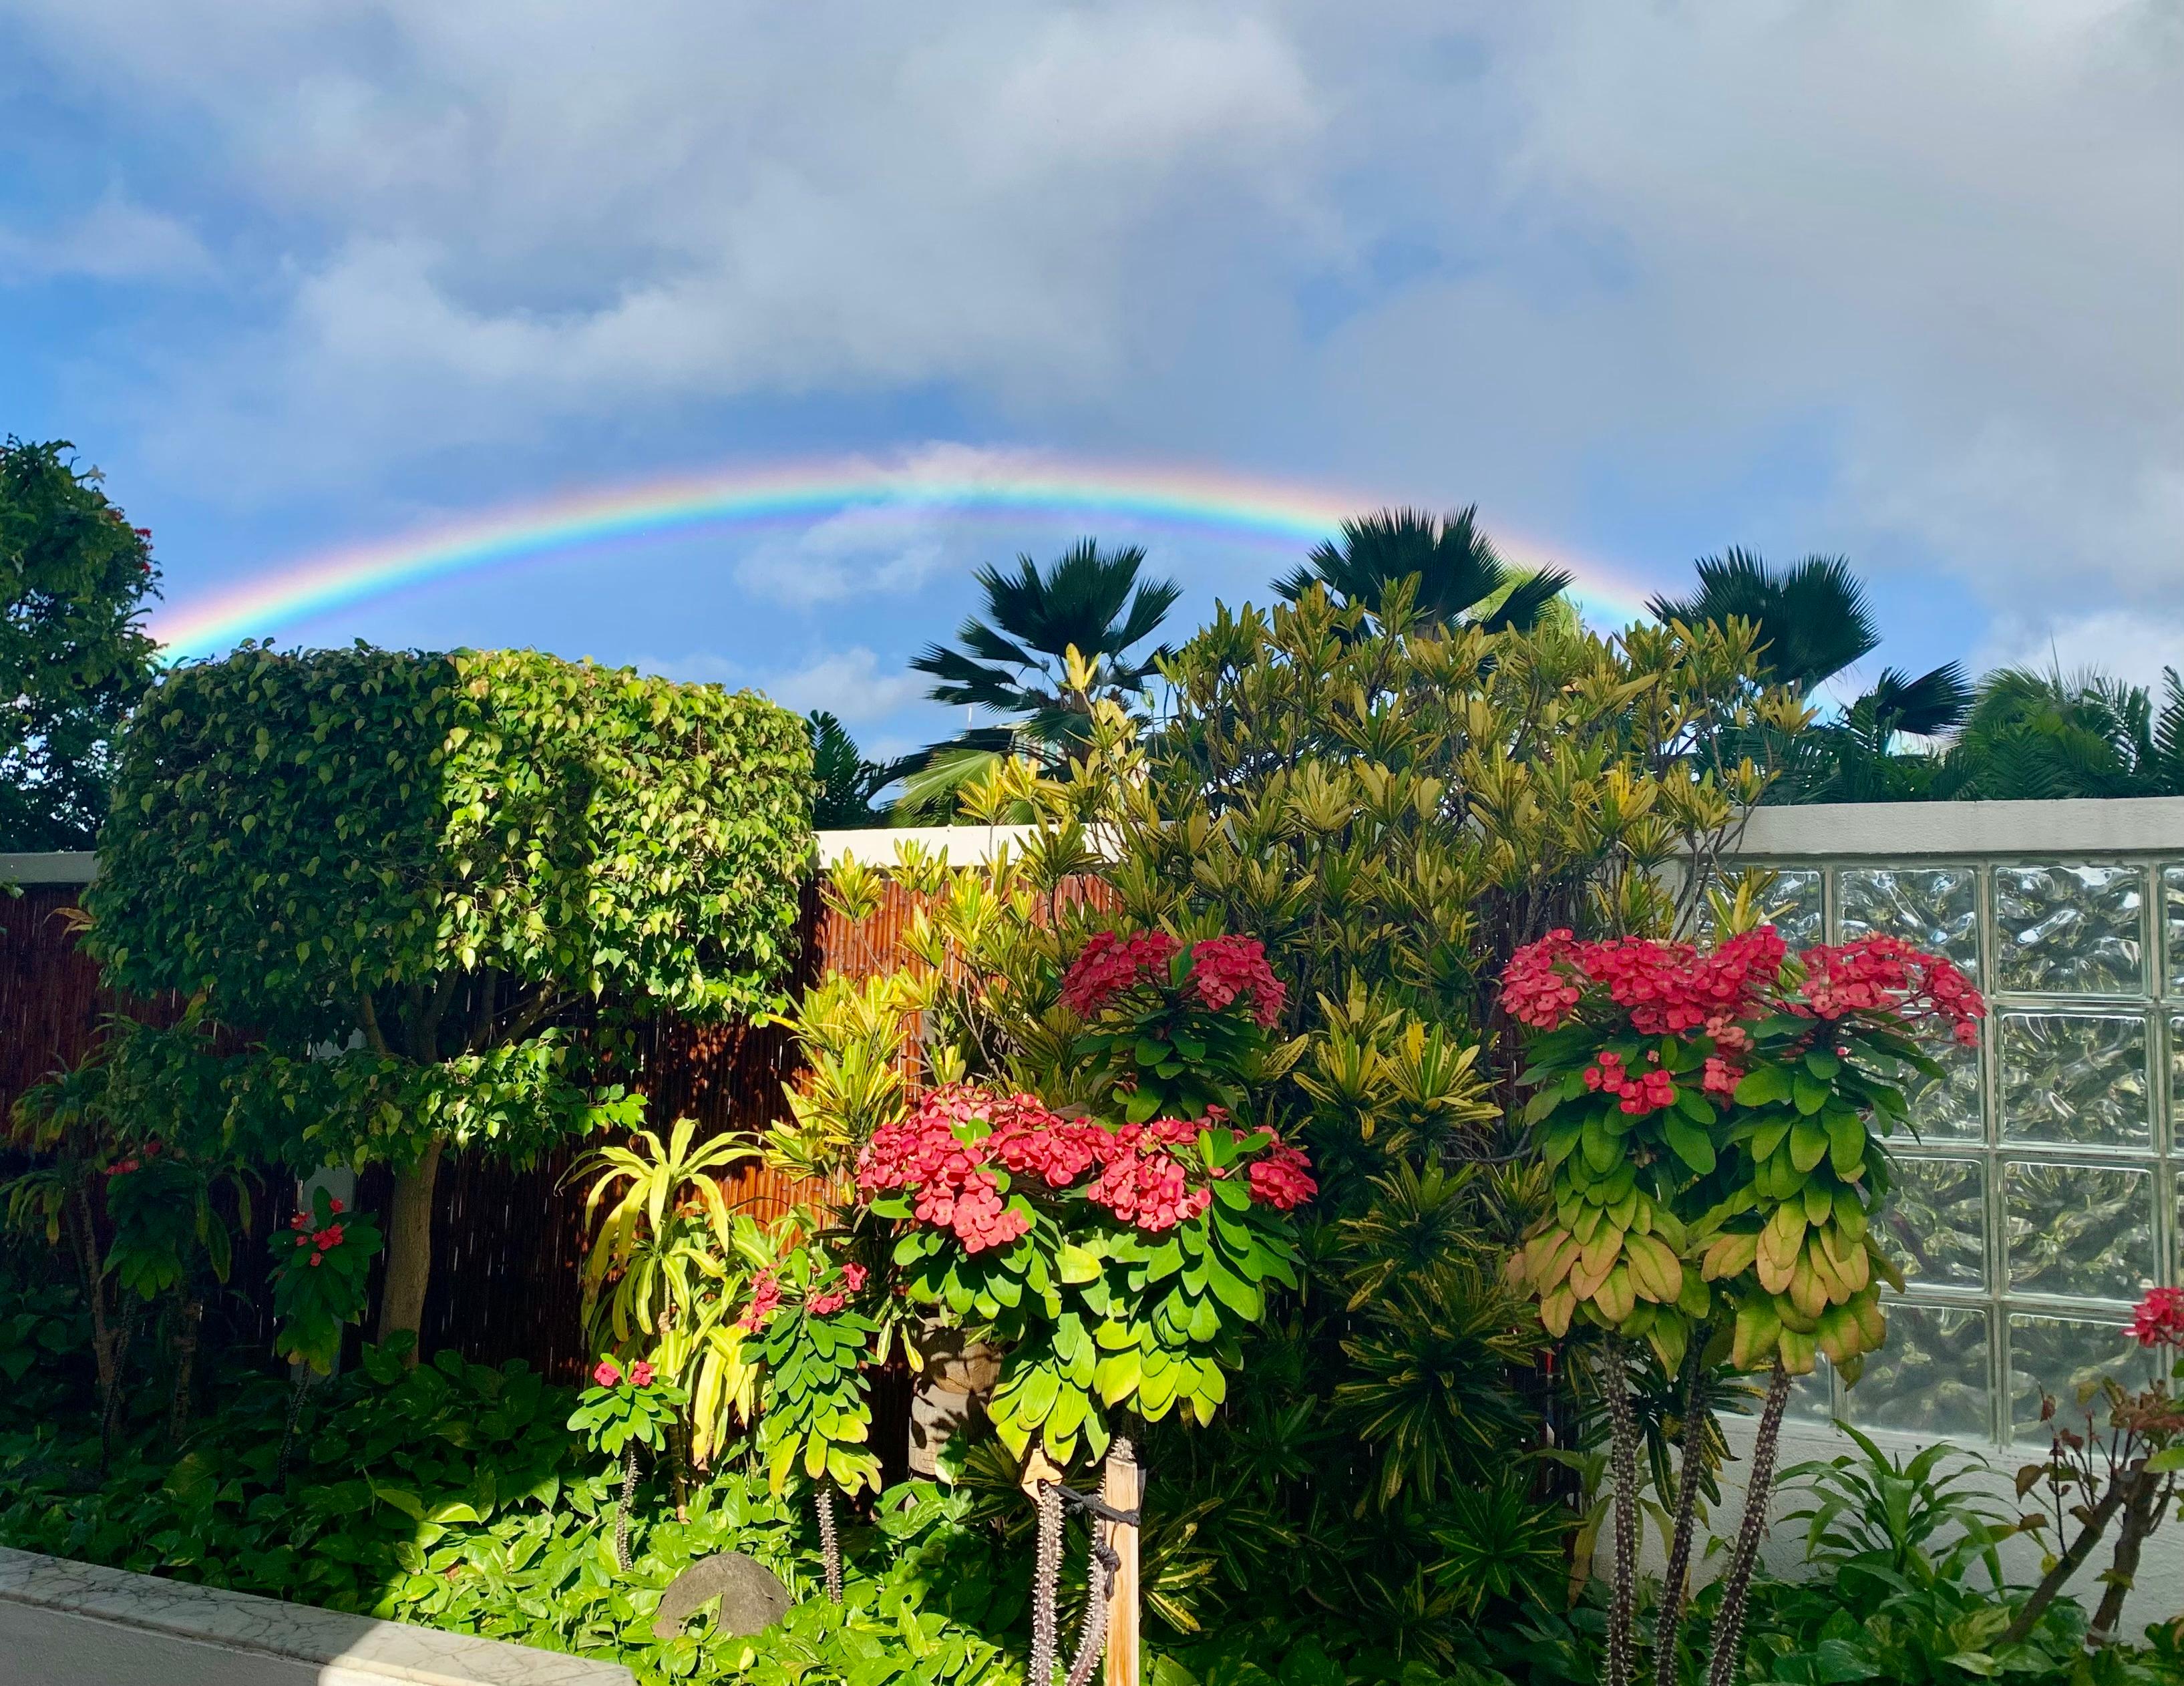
[1733,796,2184,858]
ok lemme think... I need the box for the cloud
[0,188,212,281]
[1974,609,2184,693]
[5,0,2178,681]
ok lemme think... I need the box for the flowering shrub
[1506,924,1982,1380]
[858,929,1313,1466]
[268,1186,383,1373]
[568,1355,686,1460]
[745,1247,884,1500]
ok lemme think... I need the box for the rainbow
[148,451,1656,659]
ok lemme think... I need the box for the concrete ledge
[0,1547,633,1686]
[0,851,98,886]
[814,825,1038,868]
[1735,797,2184,858]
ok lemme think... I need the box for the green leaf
[1663,1115,1716,1175]
[1735,1065,1791,1108]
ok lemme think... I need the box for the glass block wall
[1734,856,2183,1444]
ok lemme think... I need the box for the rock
[651,1552,793,1641]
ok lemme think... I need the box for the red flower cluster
[1504,927,1789,1037]
[630,1360,655,1387]
[858,1083,1312,1242]
[1796,935,1985,1045]
[740,1269,782,1331]
[1061,931,1180,1018]
[842,1262,869,1293]
[1701,1055,1744,1099]
[1188,937,1286,1028]
[286,1210,346,1267]
[1247,1142,1317,1210]
[1582,1049,1678,1116]
[105,1158,140,1178]
[807,1288,847,1317]
[592,1358,622,1387]
[2131,1287,2184,1351]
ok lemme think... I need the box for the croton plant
[856,931,1314,1466]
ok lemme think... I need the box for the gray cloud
[9,0,2180,665]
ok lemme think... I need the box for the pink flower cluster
[591,1357,655,1388]
[1796,935,1985,1045]
[1187,936,1287,1028]
[739,1269,781,1331]
[1503,927,1789,1037]
[1061,931,1179,1018]
[287,1202,349,1268]
[855,1082,1314,1244]
[1061,931,1286,1029]
[1247,1142,1318,1211]
[1582,1049,1678,1116]
[2131,1287,2184,1351]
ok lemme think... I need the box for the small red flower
[806,1290,848,1317]
[629,1361,655,1387]
[739,1270,781,1332]
[592,1358,622,1387]
[308,1254,323,1267]
[2129,1287,2184,1350]
[842,1262,869,1293]
[329,1197,345,1214]
[106,1158,139,1178]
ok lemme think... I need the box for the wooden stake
[1103,1440,1141,1686]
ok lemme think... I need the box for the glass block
[2002,1160,2157,1302]
[1877,1155,1986,1290]
[2165,866,2183,997]
[1992,864,2145,995]
[2171,1016,2184,1150]
[1784,1357,1835,1427]
[1761,868,1823,950]
[2000,1011,2151,1149]
[1844,1301,1990,1438]
[1839,866,1980,981]
[2007,1314,2159,1440]
[1887,1035,1984,1144]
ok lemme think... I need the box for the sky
[3,1,2179,764]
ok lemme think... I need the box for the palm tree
[807,711,896,828]
[1935,665,2184,799]
[1648,548,1976,803]
[1276,506,1573,631]
[1646,548,1883,695]
[898,539,1181,816]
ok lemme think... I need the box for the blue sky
[3,2,2179,764]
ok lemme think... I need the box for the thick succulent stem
[168,1297,203,1444]
[1654,1341,1712,1686]
[615,1443,638,1572]
[1600,1340,1641,1686]
[2001,1478,2129,1646]
[1704,1362,1793,1686]
[816,1480,844,1604]
[2088,1468,2159,1646]
[1029,1478,1064,1686]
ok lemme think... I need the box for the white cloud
[7,0,2179,671]
[1974,610,2184,693]
[0,188,212,281]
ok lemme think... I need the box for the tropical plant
[2006,1289,2184,1648]
[1276,505,1573,632]
[0,436,162,850]
[808,709,898,828]
[1936,665,2184,800]
[1779,1426,2016,1597]
[570,1355,688,1570]
[268,1184,383,1373]
[84,643,812,1351]
[899,539,1178,814]
[1502,921,1985,1686]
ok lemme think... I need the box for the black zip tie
[1040,1478,1141,1530]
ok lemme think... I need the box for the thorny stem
[1600,1341,1641,1686]
[1704,1363,1793,1686]
[815,1481,844,1604]
[1654,1341,1713,1686]
[615,1444,637,1572]
[1029,1478,1064,1686]
[1064,1436,1131,1686]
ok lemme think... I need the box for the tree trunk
[2088,1468,2158,1646]
[1654,1344,1712,1686]
[1600,1341,1641,1686]
[1704,1362,1793,1686]
[377,1135,445,1359]
[2001,1477,2131,1645]
[168,1297,204,1443]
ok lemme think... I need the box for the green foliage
[1934,665,2184,800]
[268,1186,383,1372]
[809,709,897,828]
[570,1365,687,1460]
[90,643,812,1042]
[753,1258,883,1499]
[0,437,162,850]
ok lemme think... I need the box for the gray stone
[651,1552,792,1641]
